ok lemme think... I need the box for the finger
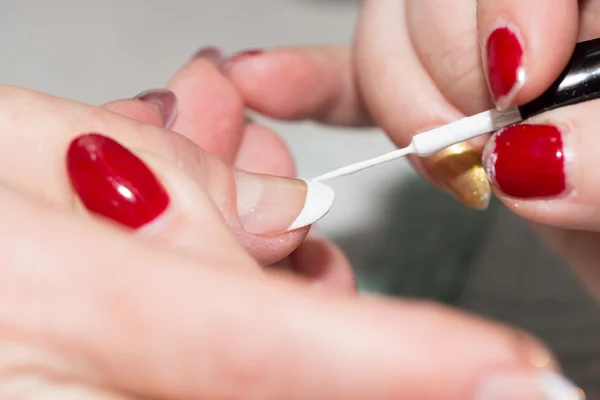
[0,189,579,400]
[482,100,600,231]
[102,99,165,128]
[104,92,250,265]
[356,0,492,210]
[0,87,331,266]
[287,234,357,294]
[579,0,600,41]
[235,122,355,290]
[234,120,296,177]
[167,49,246,163]
[66,133,333,266]
[225,40,491,210]
[233,120,356,292]
[222,45,373,126]
[102,89,177,128]
[477,0,579,109]
[356,0,473,141]
[404,0,486,116]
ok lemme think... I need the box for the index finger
[0,184,581,400]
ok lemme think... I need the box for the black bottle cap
[518,38,600,120]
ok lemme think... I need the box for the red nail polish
[487,124,566,198]
[486,26,524,107]
[67,134,170,229]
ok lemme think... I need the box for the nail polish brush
[313,37,600,182]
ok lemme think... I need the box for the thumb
[66,133,334,266]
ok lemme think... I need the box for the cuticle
[482,131,499,185]
[486,17,525,45]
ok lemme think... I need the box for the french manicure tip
[539,372,584,399]
[476,371,583,400]
[287,180,335,231]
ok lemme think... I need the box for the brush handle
[519,38,600,119]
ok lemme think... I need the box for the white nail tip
[287,179,334,232]
[539,372,583,399]
[476,371,582,400]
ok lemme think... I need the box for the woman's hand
[103,53,356,292]
[219,2,600,297]
[0,165,564,399]
[0,72,576,398]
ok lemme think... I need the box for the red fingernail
[486,25,524,108]
[67,133,170,229]
[485,124,567,199]
[222,49,263,71]
[134,88,178,129]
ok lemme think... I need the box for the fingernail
[234,172,334,236]
[222,49,264,72]
[421,142,491,210]
[134,88,178,129]
[192,46,226,65]
[67,133,170,229]
[475,371,584,400]
[484,124,569,199]
[485,22,525,109]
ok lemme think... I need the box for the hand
[0,63,575,398]
[105,52,356,292]
[220,2,600,306]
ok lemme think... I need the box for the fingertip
[133,88,178,129]
[224,46,372,126]
[289,235,357,295]
[224,47,327,120]
[65,132,257,268]
[192,46,226,65]
[66,133,171,231]
[419,140,491,211]
[481,121,582,229]
[287,179,334,232]
[478,0,579,108]
[234,173,333,237]
[167,50,246,162]
[102,98,166,127]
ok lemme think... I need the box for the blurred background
[2,0,599,395]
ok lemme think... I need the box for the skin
[0,60,558,398]
[106,56,356,290]
[224,0,600,301]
